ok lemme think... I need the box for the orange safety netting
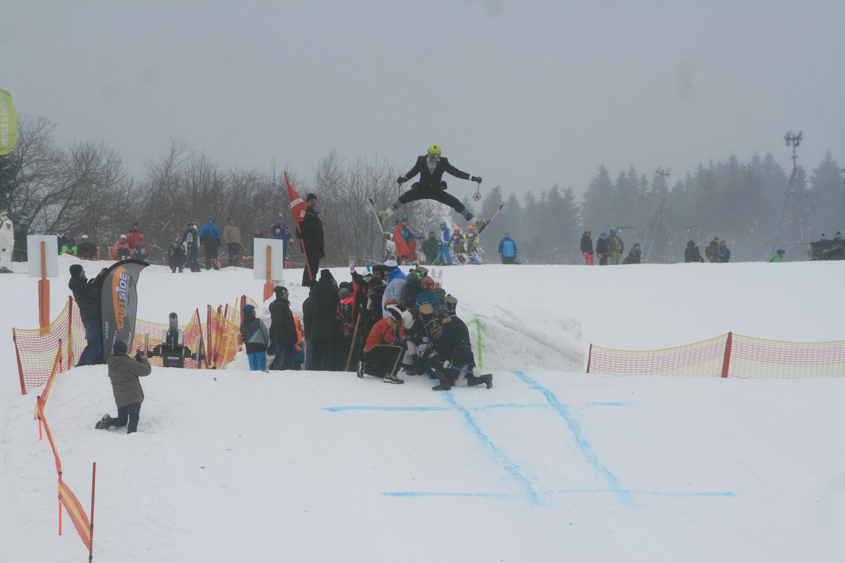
[205,296,258,369]
[131,310,205,369]
[14,295,260,394]
[13,297,85,394]
[588,332,845,379]
[727,334,845,379]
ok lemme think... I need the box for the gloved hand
[266,345,275,355]
[397,176,407,184]
[471,176,482,183]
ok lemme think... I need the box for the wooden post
[721,332,733,378]
[263,245,274,302]
[586,343,593,373]
[38,241,50,328]
[89,462,96,562]
[58,475,63,536]
[67,297,75,367]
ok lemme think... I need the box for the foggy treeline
[1,115,842,266]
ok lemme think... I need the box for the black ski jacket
[402,156,470,189]
[68,272,106,323]
[296,208,325,258]
[310,277,340,339]
[269,297,298,345]
[432,316,475,370]
[580,235,594,255]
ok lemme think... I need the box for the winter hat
[445,295,458,313]
[81,235,89,240]
[120,234,127,240]
[320,269,334,281]
[274,286,288,296]
[504,231,510,235]
[136,241,144,247]
[306,193,318,202]
[401,217,408,222]
[207,216,215,222]
[415,265,429,275]
[338,288,350,300]
[401,310,414,330]
[113,341,128,355]
[242,304,255,315]
[383,259,398,270]
[385,304,403,323]
[600,232,607,237]
[69,264,84,277]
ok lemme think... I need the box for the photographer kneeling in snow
[420,306,492,391]
[95,341,151,434]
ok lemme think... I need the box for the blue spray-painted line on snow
[441,392,542,506]
[584,401,635,408]
[385,489,735,499]
[512,371,634,506]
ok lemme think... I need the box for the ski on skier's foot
[474,204,504,235]
[368,198,392,240]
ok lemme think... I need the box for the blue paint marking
[513,371,635,506]
[384,491,510,498]
[584,401,635,408]
[442,392,542,506]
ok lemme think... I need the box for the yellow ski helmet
[427,144,442,156]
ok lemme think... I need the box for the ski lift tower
[770,130,802,259]
[642,167,671,263]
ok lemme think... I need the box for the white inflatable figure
[0,210,14,272]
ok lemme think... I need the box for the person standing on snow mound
[377,144,484,227]
[296,194,325,288]
[95,341,151,434]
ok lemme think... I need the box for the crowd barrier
[587,332,845,378]
[35,348,95,558]
[13,295,259,394]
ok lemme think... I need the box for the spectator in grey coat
[95,341,151,434]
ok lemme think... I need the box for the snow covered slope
[1,258,844,562]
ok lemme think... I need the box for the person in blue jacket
[199,216,221,270]
[435,221,452,265]
[498,232,518,264]
[270,214,292,263]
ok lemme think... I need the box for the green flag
[0,89,18,155]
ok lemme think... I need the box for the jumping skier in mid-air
[376,144,485,228]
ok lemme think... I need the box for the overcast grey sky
[2,0,844,200]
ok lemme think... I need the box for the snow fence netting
[588,332,845,378]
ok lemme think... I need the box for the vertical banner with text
[100,260,148,361]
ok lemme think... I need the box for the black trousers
[227,243,240,267]
[363,344,404,377]
[107,402,142,434]
[310,336,337,371]
[301,244,320,287]
[399,185,467,214]
[204,245,219,269]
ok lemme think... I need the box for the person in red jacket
[126,222,145,250]
[359,304,411,384]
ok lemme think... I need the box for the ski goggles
[427,153,440,159]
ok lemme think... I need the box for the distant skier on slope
[377,144,484,228]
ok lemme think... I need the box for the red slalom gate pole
[58,475,63,536]
[89,462,97,562]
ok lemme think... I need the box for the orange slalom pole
[58,476,63,536]
[39,241,50,328]
[263,246,274,302]
[89,462,97,562]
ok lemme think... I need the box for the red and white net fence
[588,332,845,379]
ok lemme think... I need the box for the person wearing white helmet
[112,234,131,260]
[377,144,484,228]
[0,210,14,272]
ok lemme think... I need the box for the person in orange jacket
[359,304,412,384]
